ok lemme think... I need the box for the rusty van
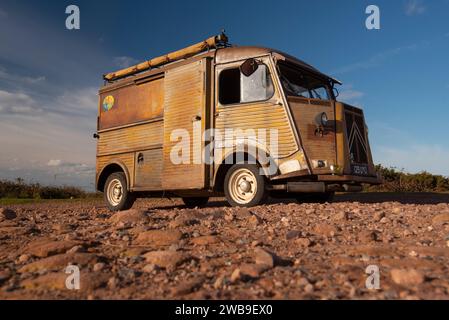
[95,33,381,211]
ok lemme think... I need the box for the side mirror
[240,58,259,77]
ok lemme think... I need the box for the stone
[373,211,385,222]
[239,263,270,279]
[304,283,314,293]
[236,207,252,218]
[314,223,337,237]
[0,208,17,221]
[253,248,292,268]
[295,238,312,248]
[248,214,262,226]
[432,213,449,227]
[18,254,30,263]
[254,248,275,268]
[392,207,402,214]
[380,217,390,224]
[143,251,189,269]
[168,216,199,228]
[334,211,348,221]
[0,269,11,283]
[286,230,301,240]
[108,209,148,224]
[135,230,183,246]
[52,224,74,235]
[390,269,425,286]
[18,253,98,273]
[214,275,226,289]
[107,277,119,289]
[20,271,109,292]
[66,245,85,254]
[230,268,241,283]
[191,235,220,246]
[358,230,381,242]
[142,264,157,273]
[24,238,81,258]
[93,262,105,272]
[171,276,205,296]
[224,212,234,222]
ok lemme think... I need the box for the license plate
[352,164,368,176]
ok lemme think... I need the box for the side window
[219,63,274,105]
[219,69,240,105]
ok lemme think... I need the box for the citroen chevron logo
[348,121,368,155]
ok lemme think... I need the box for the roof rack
[103,32,229,82]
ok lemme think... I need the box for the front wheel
[104,172,136,211]
[224,164,267,207]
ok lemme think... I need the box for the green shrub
[0,178,91,199]
[366,165,449,192]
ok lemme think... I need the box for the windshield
[278,62,330,100]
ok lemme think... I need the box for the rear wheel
[182,197,209,208]
[224,164,267,207]
[296,192,334,204]
[104,172,135,211]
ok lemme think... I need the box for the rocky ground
[1,192,449,300]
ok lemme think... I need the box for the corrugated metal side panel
[97,121,163,156]
[96,153,135,187]
[162,60,206,189]
[215,103,297,158]
[134,149,163,189]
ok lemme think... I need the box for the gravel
[0,193,449,299]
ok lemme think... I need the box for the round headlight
[320,112,328,126]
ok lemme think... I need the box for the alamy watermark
[65,264,80,290]
[365,265,381,290]
[366,5,381,30]
[65,5,80,30]
[169,127,279,175]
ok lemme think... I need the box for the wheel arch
[96,160,131,192]
[212,147,278,192]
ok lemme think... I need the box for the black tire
[296,192,335,204]
[182,197,209,208]
[104,172,135,211]
[224,164,267,207]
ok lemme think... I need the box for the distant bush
[365,165,449,192]
[0,178,96,199]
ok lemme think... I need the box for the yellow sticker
[103,95,115,111]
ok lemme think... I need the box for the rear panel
[96,75,165,191]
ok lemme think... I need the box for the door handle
[192,115,202,122]
[137,153,144,164]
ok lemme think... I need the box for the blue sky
[0,0,448,189]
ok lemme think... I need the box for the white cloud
[55,87,98,116]
[113,56,139,68]
[0,67,46,84]
[47,159,62,167]
[0,90,42,115]
[405,0,426,16]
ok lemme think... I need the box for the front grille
[345,106,368,164]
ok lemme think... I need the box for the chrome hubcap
[107,179,123,206]
[229,168,257,205]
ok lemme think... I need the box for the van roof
[216,46,341,85]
